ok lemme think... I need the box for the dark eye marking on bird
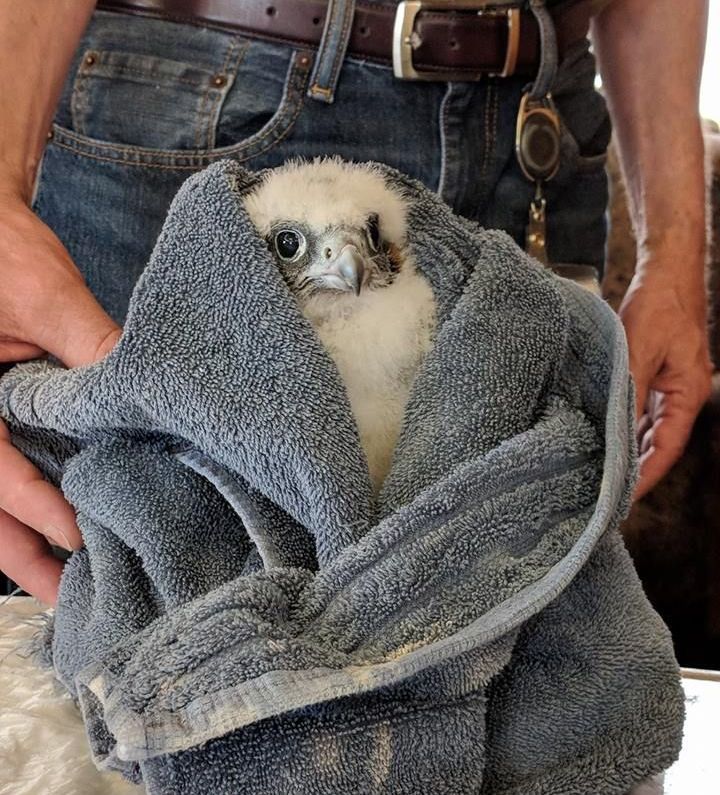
[366,213,381,252]
[274,228,307,262]
[261,212,402,301]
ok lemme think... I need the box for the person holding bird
[0,0,712,604]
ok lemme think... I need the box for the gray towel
[0,160,683,795]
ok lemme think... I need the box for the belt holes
[449,39,459,50]
[312,16,321,25]
[359,25,370,36]
[266,5,277,16]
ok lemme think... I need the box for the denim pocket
[71,49,237,150]
[59,48,312,168]
[34,46,312,323]
[551,40,612,183]
[555,116,609,182]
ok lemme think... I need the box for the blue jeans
[36,9,611,324]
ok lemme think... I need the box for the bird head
[243,158,409,307]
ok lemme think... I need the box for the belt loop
[307,0,356,103]
[527,0,558,100]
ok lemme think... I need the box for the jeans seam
[86,62,210,87]
[49,51,311,169]
[481,82,498,179]
[309,0,340,95]
[71,52,93,137]
[196,60,214,149]
[197,38,248,150]
[437,83,452,198]
[308,0,355,99]
[327,0,355,90]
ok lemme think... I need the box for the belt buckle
[393,1,521,80]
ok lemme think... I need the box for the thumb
[36,284,122,368]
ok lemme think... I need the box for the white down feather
[302,262,437,493]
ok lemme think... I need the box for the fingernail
[46,526,75,552]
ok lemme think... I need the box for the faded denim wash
[36,9,611,323]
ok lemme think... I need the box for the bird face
[242,158,409,308]
[267,213,401,301]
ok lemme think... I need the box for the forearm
[0,0,95,202]
[591,0,708,291]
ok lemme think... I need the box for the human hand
[619,267,712,501]
[0,194,121,604]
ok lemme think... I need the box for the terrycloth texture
[0,160,683,794]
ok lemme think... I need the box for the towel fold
[0,160,683,794]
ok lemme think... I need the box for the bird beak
[328,244,366,296]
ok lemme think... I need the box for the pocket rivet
[84,53,96,67]
[212,74,228,87]
[299,54,310,67]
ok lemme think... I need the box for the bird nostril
[324,247,333,259]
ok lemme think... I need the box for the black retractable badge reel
[516,93,561,265]
[515,0,561,267]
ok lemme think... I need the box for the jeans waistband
[95,0,594,98]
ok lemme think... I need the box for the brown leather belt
[95,0,595,79]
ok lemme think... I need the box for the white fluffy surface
[303,263,437,493]
[0,604,675,795]
[0,598,142,795]
[243,158,435,493]
[243,157,408,245]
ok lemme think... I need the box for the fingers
[34,286,122,369]
[634,395,698,501]
[0,199,108,604]
[0,339,45,362]
[0,420,78,603]
[0,421,81,550]
[0,198,122,368]
[0,508,63,605]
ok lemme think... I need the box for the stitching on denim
[70,48,245,150]
[202,38,249,150]
[54,53,306,158]
[481,82,498,178]
[195,64,213,150]
[309,0,354,98]
[71,77,86,137]
[327,0,355,89]
[321,0,342,78]
[195,38,242,150]
[481,86,492,178]
[51,141,187,169]
[437,84,453,199]
[86,63,208,88]
[50,53,311,170]
[201,38,236,148]
[309,0,340,95]
[71,52,94,138]
[490,85,499,171]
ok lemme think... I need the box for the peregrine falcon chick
[243,158,437,493]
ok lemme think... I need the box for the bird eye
[366,214,381,251]
[273,228,306,261]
